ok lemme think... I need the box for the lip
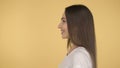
[61,32,64,34]
[61,30,64,34]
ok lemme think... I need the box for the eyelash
[62,20,66,22]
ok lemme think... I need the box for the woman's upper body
[59,46,92,68]
[58,4,96,68]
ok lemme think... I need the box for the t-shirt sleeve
[72,51,92,68]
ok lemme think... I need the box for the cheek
[66,29,69,37]
[65,27,68,34]
[66,24,68,34]
[64,25,69,37]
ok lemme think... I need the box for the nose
[58,22,62,29]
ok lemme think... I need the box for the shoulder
[72,47,91,60]
[72,47,90,57]
[71,47,93,68]
[67,47,87,57]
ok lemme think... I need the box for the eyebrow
[61,17,66,20]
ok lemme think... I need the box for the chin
[62,37,67,39]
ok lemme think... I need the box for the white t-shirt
[59,47,93,68]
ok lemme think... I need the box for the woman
[58,4,97,68]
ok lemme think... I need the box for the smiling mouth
[61,30,64,34]
[61,31,63,34]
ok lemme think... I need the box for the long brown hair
[65,4,97,68]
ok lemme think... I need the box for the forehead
[62,13,66,19]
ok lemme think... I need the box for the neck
[67,43,78,55]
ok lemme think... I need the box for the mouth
[61,30,64,34]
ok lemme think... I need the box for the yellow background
[0,0,120,68]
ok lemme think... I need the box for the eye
[62,19,66,23]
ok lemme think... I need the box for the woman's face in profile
[58,13,69,39]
